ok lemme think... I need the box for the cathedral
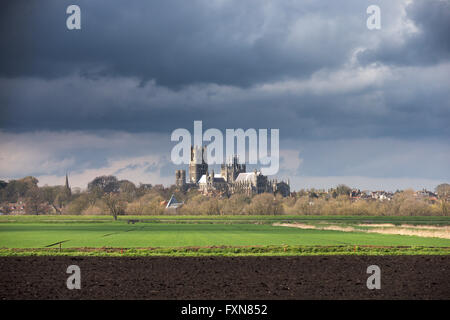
[175,146,290,197]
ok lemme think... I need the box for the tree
[87,186,103,206]
[119,180,137,202]
[201,198,221,215]
[103,193,126,220]
[88,176,120,193]
[309,190,319,199]
[335,184,352,197]
[0,180,7,189]
[64,194,89,215]
[221,194,251,215]
[2,176,39,202]
[435,183,450,216]
[25,187,45,215]
[142,197,165,215]
[247,193,284,215]
[41,185,69,214]
[126,200,145,215]
[435,183,450,200]
[136,183,152,197]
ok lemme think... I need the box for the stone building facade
[175,146,290,197]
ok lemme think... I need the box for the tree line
[0,176,449,217]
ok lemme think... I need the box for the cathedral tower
[189,145,208,183]
[175,169,186,187]
[221,155,246,183]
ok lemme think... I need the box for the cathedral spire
[65,172,71,196]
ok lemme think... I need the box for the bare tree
[103,193,126,220]
[25,187,44,215]
[436,183,450,200]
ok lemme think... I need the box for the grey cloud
[358,0,450,66]
[1,61,449,140]
[284,138,450,181]
[0,130,171,177]
[4,0,448,140]
[0,0,380,88]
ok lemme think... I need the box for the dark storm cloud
[0,0,448,141]
[1,63,449,140]
[358,0,450,66]
[0,0,372,87]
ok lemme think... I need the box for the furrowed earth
[0,256,449,299]
[0,215,449,299]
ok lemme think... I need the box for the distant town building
[165,194,183,212]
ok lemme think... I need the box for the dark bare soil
[0,256,448,300]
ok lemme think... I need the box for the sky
[0,0,449,191]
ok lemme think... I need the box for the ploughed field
[0,216,449,255]
[0,255,449,299]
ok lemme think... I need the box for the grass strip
[1,245,448,257]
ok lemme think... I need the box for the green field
[1,215,449,256]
